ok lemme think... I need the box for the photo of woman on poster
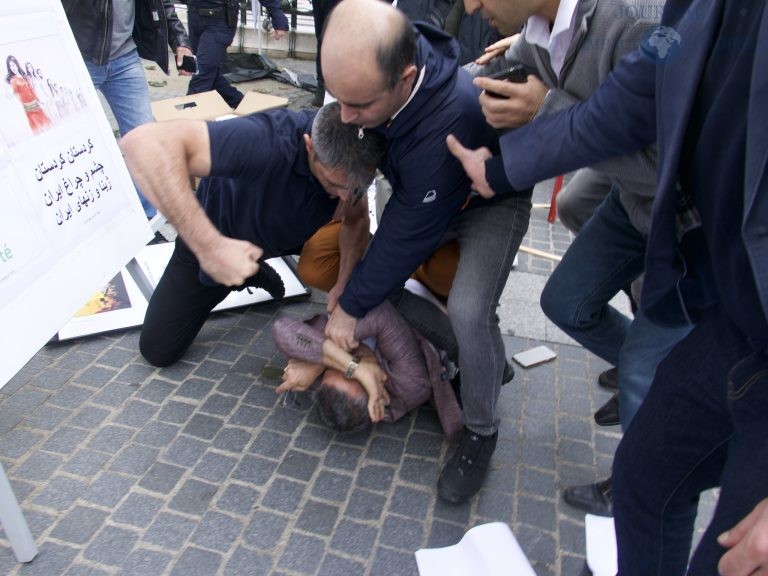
[5,54,52,135]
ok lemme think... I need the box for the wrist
[344,355,361,379]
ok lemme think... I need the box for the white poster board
[0,0,152,387]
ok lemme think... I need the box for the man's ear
[303,133,313,157]
[401,63,418,86]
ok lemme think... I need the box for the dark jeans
[186,11,243,108]
[613,307,768,575]
[140,239,234,366]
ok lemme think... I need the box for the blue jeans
[85,49,156,218]
[613,308,768,575]
[186,12,243,108]
[441,193,532,435]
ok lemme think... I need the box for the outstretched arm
[327,195,370,312]
[120,121,262,286]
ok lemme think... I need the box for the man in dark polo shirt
[119,103,385,368]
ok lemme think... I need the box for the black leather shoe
[438,428,498,503]
[502,360,514,385]
[597,367,618,391]
[594,394,620,426]
[311,86,325,107]
[563,478,613,516]
[239,261,285,300]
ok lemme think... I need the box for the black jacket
[61,0,190,74]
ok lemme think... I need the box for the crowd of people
[61,0,768,574]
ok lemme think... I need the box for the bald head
[321,0,418,127]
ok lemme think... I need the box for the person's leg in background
[311,0,341,106]
[556,168,613,235]
[86,49,157,218]
[612,309,754,575]
[186,12,243,108]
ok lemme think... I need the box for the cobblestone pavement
[0,54,710,575]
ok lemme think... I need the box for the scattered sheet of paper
[512,345,557,367]
[585,514,617,576]
[415,522,536,576]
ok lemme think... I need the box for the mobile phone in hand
[177,54,198,74]
[484,64,534,98]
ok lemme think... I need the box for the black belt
[188,6,225,18]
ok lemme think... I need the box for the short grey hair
[311,102,386,190]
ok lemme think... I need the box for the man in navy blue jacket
[448,0,768,573]
[320,0,533,504]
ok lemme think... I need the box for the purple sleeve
[271,315,328,365]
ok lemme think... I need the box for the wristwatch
[345,356,361,379]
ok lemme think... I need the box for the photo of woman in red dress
[5,54,52,135]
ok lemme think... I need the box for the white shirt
[523,0,579,78]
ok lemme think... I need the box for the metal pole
[0,462,37,563]
[252,0,263,54]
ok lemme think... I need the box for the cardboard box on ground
[151,90,289,189]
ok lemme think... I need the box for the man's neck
[539,0,561,24]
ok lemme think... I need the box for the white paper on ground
[585,514,617,576]
[415,522,536,576]
[512,345,557,367]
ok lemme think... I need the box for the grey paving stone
[163,435,207,467]
[13,452,63,482]
[356,464,394,492]
[121,548,173,576]
[398,456,440,488]
[169,478,219,515]
[70,405,110,429]
[261,478,306,514]
[323,444,363,472]
[329,519,377,559]
[432,498,471,524]
[228,404,269,427]
[277,533,326,573]
[88,425,135,454]
[521,440,556,469]
[216,483,260,516]
[83,472,135,507]
[97,346,136,369]
[50,505,109,544]
[369,546,419,576]
[212,427,251,453]
[113,492,165,528]
[559,438,598,467]
[0,409,23,435]
[63,563,110,576]
[24,404,71,431]
[157,400,196,425]
[110,444,160,476]
[156,360,196,382]
[169,546,223,576]
[32,476,88,510]
[6,478,35,504]
[366,436,405,465]
[135,379,176,403]
[404,431,442,459]
[199,394,238,416]
[345,488,386,521]
[249,429,291,459]
[41,427,89,455]
[2,388,49,415]
[380,515,425,549]
[175,378,215,400]
[192,451,238,483]
[113,399,159,427]
[139,461,186,494]
[134,421,181,448]
[232,354,269,377]
[9,542,79,576]
[231,454,278,485]
[518,466,556,498]
[216,373,253,397]
[91,381,139,408]
[242,384,279,409]
[559,517,587,557]
[262,409,305,434]
[190,511,244,552]
[476,489,515,523]
[182,413,225,440]
[47,384,93,410]
[193,359,230,381]
[318,553,366,576]
[388,486,431,520]
[75,365,118,388]
[517,522,557,569]
[223,546,273,576]
[115,363,155,385]
[144,512,197,549]
[293,424,334,453]
[275,449,319,482]
[54,351,95,372]
[83,525,139,565]
[296,499,339,535]
[19,508,57,537]
[242,510,288,549]
[311,470,352,503]
[426,519,466,548]
[208,342,244,362]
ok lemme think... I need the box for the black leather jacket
[61,0,190,74]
